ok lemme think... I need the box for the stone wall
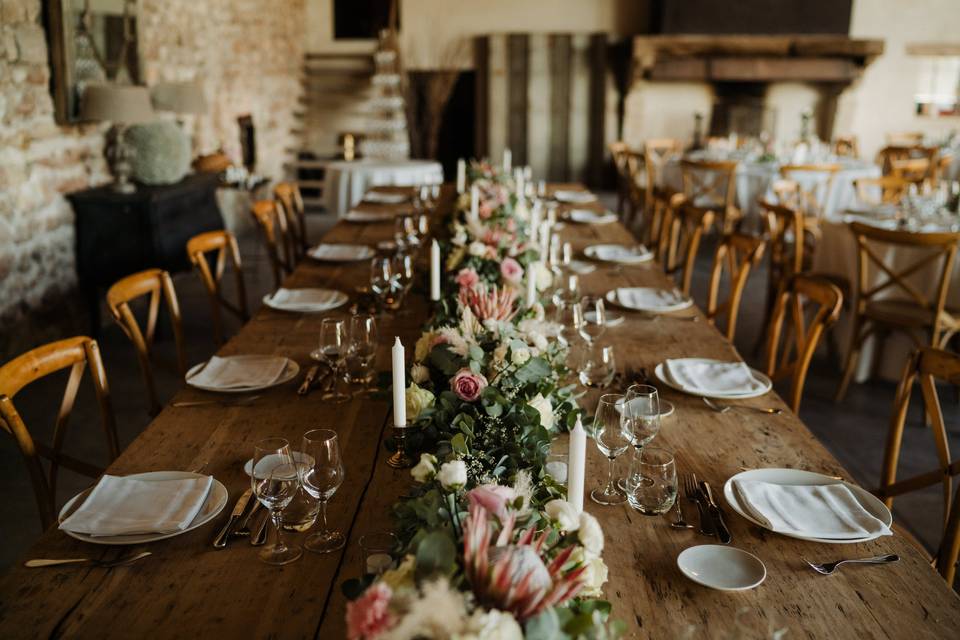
[0,0,304,357]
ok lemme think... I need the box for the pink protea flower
[455,267,480,290]
[500,257,523,284]
[468,484,518,521]
[346,583,394,640]
[451,368,488,402]
[458,284,518,322]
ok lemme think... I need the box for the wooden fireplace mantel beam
[648,56,861,82]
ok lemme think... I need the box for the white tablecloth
[812,214,960,383]
[323,159,443,218]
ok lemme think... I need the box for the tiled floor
[1,198,957,574]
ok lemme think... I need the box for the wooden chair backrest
[680,159,738,211]
[644,138,682,196]
[778,163,842,219]
[186,230,249,345]
[880,346,960,586]
[274,182,308,258]
[760,200,806,287]
[106,269,186,416]
[609,141,630,177]
[0,337,119,529]
[853,176,909,206]
[833,136,859,158]
[848,222,960,340]
[250,199,295,289]
[891,157,932,187]
[706,233,766,341]
[886,132,925,147]
[660,199,715,296]
[765,274,843,413]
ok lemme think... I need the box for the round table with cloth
[660,155,880,224]
[323,159,443,218]
[811,210,960,383]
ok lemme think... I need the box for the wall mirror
[42,0,141,124]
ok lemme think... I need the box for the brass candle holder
[386,421,416,469]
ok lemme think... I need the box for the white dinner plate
[243,451,313,477]
[345,209,395,223]
[567,260,597,275]
[58,471,228,546]
[554,190,597,204]
[307,244,375,262]
[723,468,893,544]
[654,361,773,400]
[362,191,408,205]
[605,288,693,313]
[262,289,348,313]
[185,357,300,393]
[585,309,624,327]
[677,545,766,591]
[615,397,674,419]
[584,244,653,265]
[567,209,618,225]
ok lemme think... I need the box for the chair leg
[835,319,867,402]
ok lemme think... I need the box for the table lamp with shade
[80,84,155,193]
[150,80,207,116]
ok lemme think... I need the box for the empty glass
[625,448,677,515]
[251,438,302,565]
[579,344,616,389]
[319,318,349,403]
[359,531,400,576]
[578,296,607,344]
[299,429,345,553]
[370,256,395,309]
[346,314,378,391]
[591,394,631,505]
[619,384,662,491]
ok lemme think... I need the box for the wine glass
[251,438,302,565]
[392,252,415,304]
[299,429,345,553]
[625,448,677,515]
[346,314,378,392]
[579,344,616,389]
[320,318,349,403]
[591,394,631,505]
[370,256,394,309]
[579,296,606,344]
[618,384,662,491]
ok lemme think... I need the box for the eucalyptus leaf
[415,531,457,579]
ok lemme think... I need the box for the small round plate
[677,545,766,591]
[185,357,300,394]
[605,288,693,313]
[307,244,375,262]
[58,472,228,546]
[568,209,618,224]
[654,361,773,400]
[554,190,597,204]
[584,244,653,265]
[243,451,313,477]
[262,289,348,313]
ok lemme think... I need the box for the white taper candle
[526,263,538,308]
[456,158,466,194]
[567,416,586,512]
[503,148,512,173]
[392,338,406,428]
[430,240,441,301]
[470,184,479,220]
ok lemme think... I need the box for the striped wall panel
[476,33,610,186]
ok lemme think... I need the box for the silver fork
[682,473,712,535]
[669,489,694,530]
[805,553,899,575]
[703,397,783,415]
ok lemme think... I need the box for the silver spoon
[805,553,899,575]
[703,397,783,415]
[25,551,153,569]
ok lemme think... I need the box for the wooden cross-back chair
[706,233,766,342]
[0,337,120,529]
[642,139,683,242]
[609,141,632,217]
[106,269,186,416]
[765,274,843,413]
[274,182,308,258]
[833,135,859,158]
[186,230,249,346]
[879,346,960,586]
[777,163,842,222]
[680,158,740,232]
[854,175,909,207]
[891,157,933,189]
[836,222,960,401]
[250,199,296,289]
[658,199,715,296]
[621,149,647,233]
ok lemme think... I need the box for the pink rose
[455,268,480,290]
[500,257,523,284]
[451,368,488,402]
[479,202,493,220]
[468,484,518,520]
[346,583,394,640]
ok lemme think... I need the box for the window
[908,44,960,118]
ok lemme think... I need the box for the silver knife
[213,488,252,548]
[234,501,262,536]
[251,511,270,546]
[699,481,732,544]
[298,366,320,396]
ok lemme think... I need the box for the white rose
[511,347,531,365]
[527,393,554,430]
[411,453,437,483]
[415,331,436,362]
[544,499,580,532]
[467,609,523,640]
[531,302,546,321]
[452,224,468,246]
[534,261,553,291]
[580,555,609,597]
[530,331,548,351]
[468,241,487,257]
[578,511,604,556]
[410,363,430,384]
[437,460,467,490]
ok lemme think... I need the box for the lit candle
[392,338,406,428]
[562,242,573,265]
[456,158,466,194]
[470,184,479,220]
[567,416,586,512]
[514,167,524,198]
[430,240,441,301]
[526,263,538,308]
[503,148,512,173]
[539,221,551,257]
[529,202,542,246]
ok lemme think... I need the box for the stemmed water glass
[370,257,395,309]
[618,384,662,491]
[392,252,415,303]
[578,296,607,345]
[251,438,302,565]
[346,314,378,393]
[320,318,349,403]
[299,429,345,553]
[591,393,631,505]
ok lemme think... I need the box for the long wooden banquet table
[1,185,958,639]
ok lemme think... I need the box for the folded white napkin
[593,245,650,263]
[345,209,394,222]
[614,287,687,311]
[268,288,343,312]
[554,190,597,203]
[732,479,892,539]
[568,260,597,275]
[569,209,617,224]
[308,244,372,261]
[60,474,213,536]
[188,355,289,389]
[664,358,765,395]
[363,191,408,204]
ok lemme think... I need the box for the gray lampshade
[151,80,207,115]
[80,84,155,125]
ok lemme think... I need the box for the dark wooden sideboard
[69,173,224,332]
